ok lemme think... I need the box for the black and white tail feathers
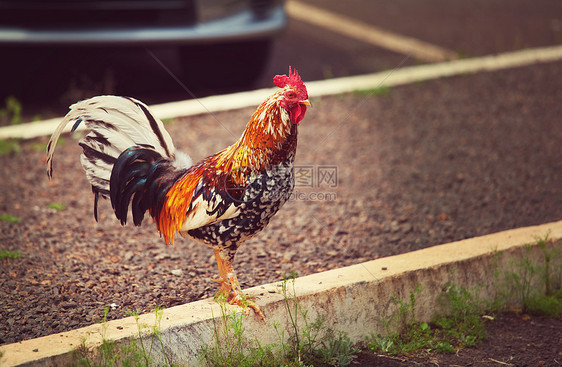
[46,96,192,223]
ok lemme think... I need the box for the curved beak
[300,99,311,107]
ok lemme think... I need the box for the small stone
[171,269,183,276]
[155,254,171,261]
[61,302,77,309]
[401,223,413,233]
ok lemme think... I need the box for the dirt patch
[356,312,562,366]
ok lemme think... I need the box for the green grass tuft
[367,283,487,356]
[0,95,22,125]
[0,214,20,223]
[497,234,562,317]
[433,282,487,348]
[48,202,67,211]
[354,85,391,97]
[0,249,22,260]
[0,139,21,156]
[200,295,277,367]
[73,307,177,367]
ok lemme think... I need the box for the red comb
[274,66,304,89]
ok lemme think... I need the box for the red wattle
[290,104,307,125]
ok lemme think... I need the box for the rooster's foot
[213,249,265,320]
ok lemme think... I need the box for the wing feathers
[157,160,242,245]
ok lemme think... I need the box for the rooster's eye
[286,91,296,99]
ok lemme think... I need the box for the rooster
[46,68,310,318]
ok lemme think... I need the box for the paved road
[0,0,561,120]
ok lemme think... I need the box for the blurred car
[0,0,287,86]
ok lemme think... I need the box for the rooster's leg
[213,249,265,320]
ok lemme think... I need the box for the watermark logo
[295,165,314,187]
[291,165,338,201]
[317,165,338,188]
[289,190,337,202]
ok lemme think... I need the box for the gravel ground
[1,60,561,347]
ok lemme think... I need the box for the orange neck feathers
[219,94,296,175]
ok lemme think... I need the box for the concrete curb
[2,220,561,366]
[1,44,562,140]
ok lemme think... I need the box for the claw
[243,299,265,320]
[227,292,265,320]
